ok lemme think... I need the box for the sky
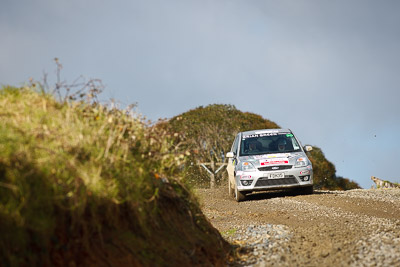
[1,0,399,188]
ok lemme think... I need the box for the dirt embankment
[195,187,400,266]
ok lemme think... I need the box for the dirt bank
[195,187,400,266]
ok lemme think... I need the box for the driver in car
[277,138,287,152]
[248,140,262,152]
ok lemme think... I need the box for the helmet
[277,138,287,151]
[248,140,258,150]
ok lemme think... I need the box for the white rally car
[226,129,313,201]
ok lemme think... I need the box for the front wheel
[297,185,313,195]
[234,184,246,202]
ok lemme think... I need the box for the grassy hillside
[0,86,230,266]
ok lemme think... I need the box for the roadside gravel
[195,187,400,266]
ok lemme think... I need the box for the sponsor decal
[242,134,259,139]
[267,153,290,158]
[258,132,278,137]
[261,159,289,165]
[242,132,279,139]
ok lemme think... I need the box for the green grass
[222,228,237,237]
[0,86,230,266]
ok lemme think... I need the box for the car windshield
[240,132,302,156]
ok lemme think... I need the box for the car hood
[238,152,308,167]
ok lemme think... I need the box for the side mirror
[226,152,234,158]
[304,145,313,152]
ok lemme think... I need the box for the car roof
[240,128,291,136]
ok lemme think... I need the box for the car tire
[298,185,313,195]
[234,184,246,202]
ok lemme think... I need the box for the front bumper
[235,166,313,192]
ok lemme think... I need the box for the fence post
[199,160,227,189]
[210,159,215,188]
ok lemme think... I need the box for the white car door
[226,134,239,182]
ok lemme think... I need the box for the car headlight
[240,161,256,172]
[295,157,308,168]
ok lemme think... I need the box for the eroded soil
[195,187,400,266]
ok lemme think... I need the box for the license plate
[269,172,285,179]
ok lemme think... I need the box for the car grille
[258,165,293,171]
[255,176,298,187]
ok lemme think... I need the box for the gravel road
[195,187,400,266]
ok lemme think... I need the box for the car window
[240,132,302,156]
[291,137,301,150]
